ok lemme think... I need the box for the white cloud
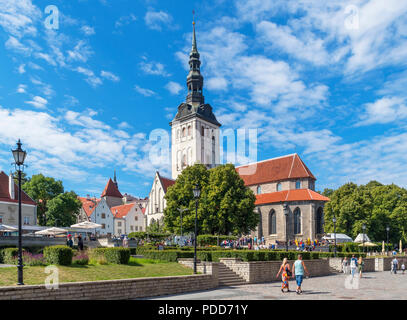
[206,77,228,91]
[357,97,407,126]
[0,0,41,37]
[140,61,170,77]
[75,67,102,87]
[115,14,137,28]
[81,25,95,35]
[118,122,132,129]
[25,96,48,109]
[17,64,26,74]
[144,10,172,31]
[67,40,93,63]
[101,70,120,82]
[17,84,27,94]
[5,36,31,54]
[134,85,156,97]
[165,81,183,95]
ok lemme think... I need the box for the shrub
[73,253,89,265]
[89,248,108,265]
[43,245,73,266]
[104,248,130,264]
[2,248,20,264]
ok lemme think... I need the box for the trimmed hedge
[43,245,73,266]
[2,248,21,264]
[89,248,130,264]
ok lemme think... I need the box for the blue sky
[0,0,407,198]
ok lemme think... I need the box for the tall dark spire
[113,169,118,188]
[186,20,204,105]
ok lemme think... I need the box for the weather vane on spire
[192,10,195,25]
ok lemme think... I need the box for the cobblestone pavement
[145,272,407,300]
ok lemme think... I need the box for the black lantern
[193,184,201,198]
[283,203,289,252]
[11,139,27,285]
[332,216,337,257]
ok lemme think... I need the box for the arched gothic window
[294,208,301,234]
[316,207,324,234]
[269,210,276,234]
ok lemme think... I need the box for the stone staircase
[218,263,247,287]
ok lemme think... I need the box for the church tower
[170,20,221,179]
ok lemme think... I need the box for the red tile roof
[141,208,146,214]
[255,189,330,205]
[237,154,316,186]
[78,197,100,217]
[157,172,175,193]
[0,171,36,205]
[111,203,135,218]
[101,178,123,198]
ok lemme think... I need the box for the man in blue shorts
[292,254,310,294]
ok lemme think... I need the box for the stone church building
[145,22,329,242]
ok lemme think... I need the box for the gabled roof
[157,172,175,193]
[101,178,123,198]
[0,171,36,206]
[111,203,135,219]
[78,197,100,217]
[255,189,329,205]
[237,154,316,186]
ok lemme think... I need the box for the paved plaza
[145,272,407,300]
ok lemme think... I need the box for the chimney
[9,172,15,200]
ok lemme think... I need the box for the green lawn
[0,258,193,287]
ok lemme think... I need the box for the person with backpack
[276,258,292,293]
[292,254,309,294]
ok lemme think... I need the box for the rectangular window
[102,224,105,229]
[101,213,106,219]
[118,229,122,234]
[118,222,122,227]
[0,215,2,223]
[24,217,29,225]
[130,226,133,231]
[135,226,138,231]
[135,216,138,221]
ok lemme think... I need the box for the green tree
[146,219,165,233]
[164,163,257,236]
[22,174,64,225]
[46,191,82,227]
[12,171,30,185]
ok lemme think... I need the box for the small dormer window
[296,180,301,189]
[277,183,282,192]
[257,185,261,195]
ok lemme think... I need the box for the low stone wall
[0,274,216,300]
[218,258,331,284]
[375,257,407,271]
[0,236,65,247]
[178,259,219,287]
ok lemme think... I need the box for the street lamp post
[332,216,337,257]
[192,184,201,274]
[386,226,390,255]
[177,207,188,239]
[283,203,289,252]
[11,139,27,286]
[362,224,366,253]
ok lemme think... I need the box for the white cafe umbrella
[0,224,18,232]
[70,221,102,229]
[354,233,371,243]
[35,227,68,236]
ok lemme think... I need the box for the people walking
[392,257,399,274]
[77,234,84,251]
[358,257,364,278]
[276,258,292,293]
[350,255,358,278]
[292,254,309,294]
[342,257,349,274]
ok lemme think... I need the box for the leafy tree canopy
[164,163,257,236]
[324,181,407,244]
[46,191,82,227]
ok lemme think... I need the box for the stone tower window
[269,210,276,234]
[294,208,301,234]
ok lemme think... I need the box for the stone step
[219,281,247,286]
